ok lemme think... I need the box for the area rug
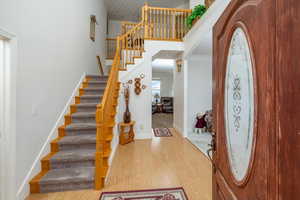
[100,187,188,200]
[153,128,173,137]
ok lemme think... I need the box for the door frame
[212,0,277,199]
[0,28,17,200]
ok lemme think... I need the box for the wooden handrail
[205,0,215,8]
[143,6,191,12]
[95,38,121,189]
[96,56,104,76]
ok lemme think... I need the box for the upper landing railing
[106,4,191,62]
[142,4,192,41]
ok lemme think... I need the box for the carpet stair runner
[30,75,109,193]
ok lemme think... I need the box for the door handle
[207,132,216,173]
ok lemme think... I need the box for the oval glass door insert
[224,27,255,182]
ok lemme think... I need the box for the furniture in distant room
[119,121,135,145]
[161,97,174,113]
[156,103,164,113]
[152,103,157,114]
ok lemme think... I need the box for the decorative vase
[123,106,131,123]
[123,85,131,123]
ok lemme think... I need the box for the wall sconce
[90,15,98,42]
[176,59,183,72]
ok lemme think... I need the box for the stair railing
[142,4,192,41]
[117,22,145,70]
[108,5,192,70]
[95,38,121,189]
[95,5,192,190]
[121,21,138,35]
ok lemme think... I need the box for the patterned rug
[100,187,188,200]
[153,128,173,137]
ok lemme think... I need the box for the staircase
[30,75,110,193]
[29,4,191,194]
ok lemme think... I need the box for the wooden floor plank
[26,129,212,200]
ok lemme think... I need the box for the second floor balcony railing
[142,4,192,41]
[106,4,192,63]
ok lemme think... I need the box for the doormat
[100,187,188,200]
[153,128,173,137]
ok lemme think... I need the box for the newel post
[95,104,105,189]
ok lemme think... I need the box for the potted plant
[186,4,207,28]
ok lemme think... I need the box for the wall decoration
[140,73,145,79]
[90,15,98,42]
[176,59,183,72]
[123,84,131,123]
[134,78,142,95]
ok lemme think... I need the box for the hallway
[26,130,212,200]
[152,113,174,128]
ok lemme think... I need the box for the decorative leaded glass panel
[225,27,255,181]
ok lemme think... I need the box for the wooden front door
[212,0,277,199]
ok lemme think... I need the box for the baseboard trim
[105,137,119,184]
[16,73,86,200]
[135,132,153,140]
[173,124,185,138]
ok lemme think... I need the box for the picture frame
[90,15,97,42]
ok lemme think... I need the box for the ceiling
[151,50,182,73]
[152,59,175,73]
[105,0,189,21]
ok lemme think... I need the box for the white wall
[0,0,18,33]
[190,0,205,9]
[0,1,19,200]
[118,41,184,139]
[187,56,212,133]
[173,60,187,136]
[0,0,108,198]
[152,71,174,97]
[108,20,122,38]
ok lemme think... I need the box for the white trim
[183,59,188,138]
[0,27,17,200]
[105,140,119,184]
[135,132,153,140]
[16,73,86,200]
[173,124,185,137]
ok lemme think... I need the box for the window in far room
[152,79,161,103]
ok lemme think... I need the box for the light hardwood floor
[26,129,212,200]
